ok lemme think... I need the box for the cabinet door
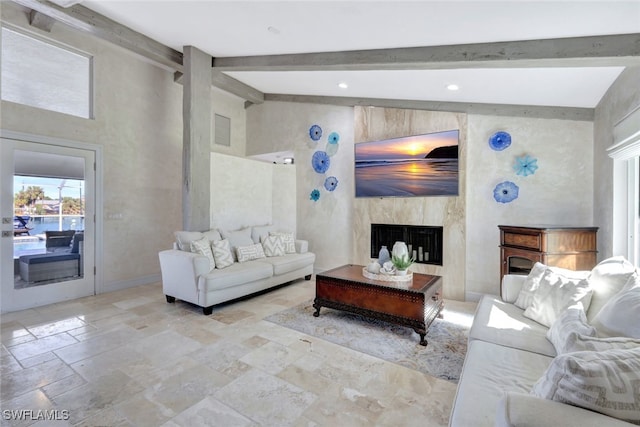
[500,247,543,280]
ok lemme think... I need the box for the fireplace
[371,224,443,266]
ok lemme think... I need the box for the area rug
[265,300,469,383]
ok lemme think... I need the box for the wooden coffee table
[313,264,444,346]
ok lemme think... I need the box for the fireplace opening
[371,224,443,266]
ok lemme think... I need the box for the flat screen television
[354,129,459,198]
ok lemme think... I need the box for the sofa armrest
[159,249,210,300]
[496,392,634,427]
[295,239,309,254]
[501,275,526,303]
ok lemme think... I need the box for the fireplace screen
[371,224,443,266]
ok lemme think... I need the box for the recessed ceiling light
[338,82,349,89]
[447,84,460,91]
[267,26,280,35]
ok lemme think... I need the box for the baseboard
[100,273,161,293]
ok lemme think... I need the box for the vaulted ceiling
[15,1,640,119]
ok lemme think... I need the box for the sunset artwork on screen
[355,129,459,198]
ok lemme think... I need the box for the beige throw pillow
[236,243,266,263]
[190,236,215,271]
[269,231,295,254]
[523,269,592,327]
[261,234,285,257]
[212,239,234,269]
[531,347,640,425]
[515,262,548,309]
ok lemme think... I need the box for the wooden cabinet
[499,225,598,282]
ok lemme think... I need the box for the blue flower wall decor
[514,155,538,177]
[325,141,339,157]
[310,189,320,202]
[309,125,323,141]
[328,132,340,144]
[312,151,330,174]
[489,131,512,151]
[324,176,338,192]
[493,181,519,203]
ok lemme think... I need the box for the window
[609,105,640,265]
[1,26,92,118]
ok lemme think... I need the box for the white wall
[247,102,354,271]
[466,115,594,298]
[210,152,296,233]
[1,3,183,291]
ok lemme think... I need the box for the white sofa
[159,226,315,315]
[450,257,640,427]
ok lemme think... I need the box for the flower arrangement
[392,253,415,271]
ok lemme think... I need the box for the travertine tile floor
[0,278,476,427]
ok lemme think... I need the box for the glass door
[1,137,95,312]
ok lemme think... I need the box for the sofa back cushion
[586,256,637,322]
[591,273,640,338]
[174,229,222,252]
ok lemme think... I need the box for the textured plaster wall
[466,115,594,298]
[594,67,640,259]
[246,102,354,270]
[353,107,467,301]
[1,4,183,291]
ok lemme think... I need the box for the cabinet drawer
[503,232,540,250]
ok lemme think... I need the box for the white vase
[396,269,408,276]
[392,241,408,259]
[378,246,390,266]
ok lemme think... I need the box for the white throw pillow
[591,273,640,339]
[269,231,295,254]
[261,234,285,257]
[175,231,204,251]
[220,228,254,261]
[236,243,266,263]
[546,303,597,354]
[212,239,234,269]
[523,269,593,327]
[586,256,637,322]
[531,347,640,425]
[190,236,215,271]
[515,262,548,309]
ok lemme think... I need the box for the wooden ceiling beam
[213,33,640,71]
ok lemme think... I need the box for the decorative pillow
[515,262,548,309]
[202,229,222,244]
[251,225,275,244]
[190,236,215,271]
[220,228,253,261]
[531,347,640,425]
[586,256,637,323]
[212,239,234,269]
[523,269,593,327]
[269,231,295,254]
[546,303,597,354]
[175,231,204,251]
[591,273,640,339]
[236,243,266,263]
[261,234,285,257]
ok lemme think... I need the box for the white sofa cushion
[450,339,553,427]
[212,239,234,269]
[190,236,215,271]
[251,224,275,244]
[469,295,556,356]
[592,273,640,338]
[175,231,204,251]
[220,227,254,261]
[199,261,273,291]
[523,269,592,327]
[259,252,316,276]
[531,347,640,425]
[515,263,589,310]
[496,392,636,427]
[586,256,637,322]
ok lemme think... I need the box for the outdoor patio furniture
[13,215,33,236]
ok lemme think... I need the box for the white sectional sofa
[450,257,640,427]
[159,225,315,315]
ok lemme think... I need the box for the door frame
[1,129,104,309]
